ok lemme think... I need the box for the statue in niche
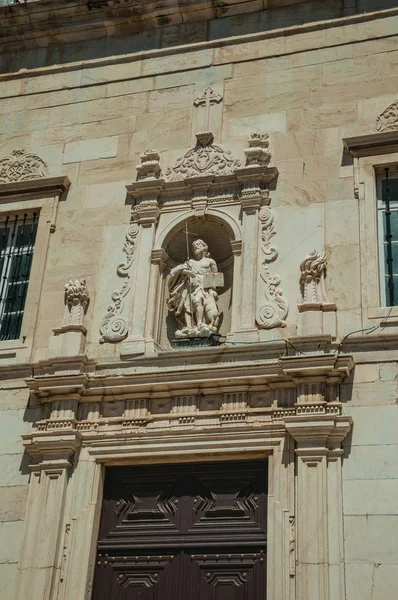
[167,239,224,339]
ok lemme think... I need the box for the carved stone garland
[256,205,288,330]
[99,223,139,343]
[0,149,48,183]
[165,132,241,181]
[375,101,398,133]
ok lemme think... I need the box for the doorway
[92,459,268,599]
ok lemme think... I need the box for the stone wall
[0,379,40,599]
[342,360,398,599]
[0,3,397,599]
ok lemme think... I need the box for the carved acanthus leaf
[0,149,48,183]
[99,223,139,343]
[376,101,398,133]
[63,279,90,327]
[165,132,241,182]
[256,207,288,329]
[299,250,329,304]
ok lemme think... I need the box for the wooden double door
[92,460,268,600]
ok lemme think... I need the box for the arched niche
[158,215,236,348]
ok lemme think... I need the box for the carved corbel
[297,250,337,338]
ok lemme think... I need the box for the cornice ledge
[0,176,70,201]
[343,130,398,157]
[279,353,354,383]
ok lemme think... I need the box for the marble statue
[167,239,224,338]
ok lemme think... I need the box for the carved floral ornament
[375,101,398,133]
[299,250,330,304]
[165,132,241,181]
[62,279,90,327]
[0,149,48,183]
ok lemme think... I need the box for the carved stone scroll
[62,279,90,327]
[376,101,398,133]
[165,132,241,181]
[0,149,48,183]
[256,207,288,329]
[99,223,139,343]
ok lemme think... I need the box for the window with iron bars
[0,212,38,341]
[377,168,398,307]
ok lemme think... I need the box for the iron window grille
[0,212,38,341]
[377,168,398,307]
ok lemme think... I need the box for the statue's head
[192,239,208,259]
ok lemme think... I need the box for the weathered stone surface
[63,136,119,164]
[0,486,28,522]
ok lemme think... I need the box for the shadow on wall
[1,0,397,74]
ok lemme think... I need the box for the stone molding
[343,130,398,157]
[0,175,70,202]
[0,148,48,183]
[1,1,397,58]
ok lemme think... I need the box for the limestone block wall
[341,360,398,600]
[0,380,40,600]
[0,4,397,599]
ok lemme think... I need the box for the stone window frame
[344,131,398,322]
[0,176,70,362]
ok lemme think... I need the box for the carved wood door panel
[92,460,267,600]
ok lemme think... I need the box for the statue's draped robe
[167,259,217,327]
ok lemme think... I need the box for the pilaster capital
[132,199,160,226]
[280,354,354,385]
[22,429,82,470]
[285,414,352,451]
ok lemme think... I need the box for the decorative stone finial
[0,149,48,183]
[376,101,398,133]
[63,279,90,327]
[300,250,329,304]
[136,149,161,181]
[244,133,271,167]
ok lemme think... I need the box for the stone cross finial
[62,279,90,327]
[193,87,223,132]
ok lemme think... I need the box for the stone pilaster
[120,192,161,357]
[16,430,81,600]
[285,415,351,600]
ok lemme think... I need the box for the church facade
[0,1,397,599]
